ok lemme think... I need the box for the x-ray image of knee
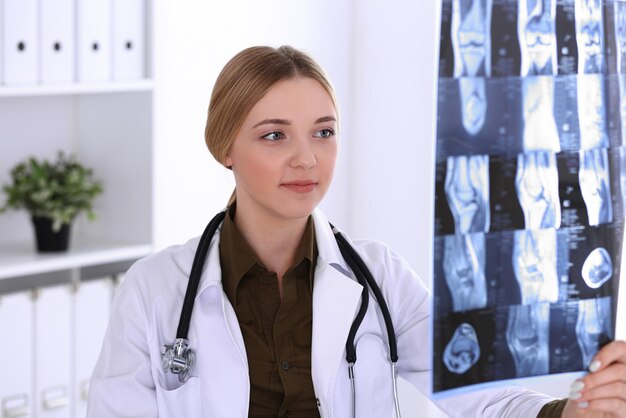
[445,155,490,234]
[512,229,559,304]
[444,323,481,374]
[522,77,560,152]
[581,247,613,289]
[451,0,492,77]
[576,297,613,369]
[577,75,609,150]
[506,303,550,377]
[515,152,561,229]
[518,0,557,76]
[579,148,613,226]
[459,77,487,135]
[443,233,487,312]
[575,0,604,74]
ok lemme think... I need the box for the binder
[113,0,145,80]
[0,291,34,418]
[2,0,38,85]
[76,0,112,81]
[35,285,72,418]
[39,0,75,83]
[73,278,113,418]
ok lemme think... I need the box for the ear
[224,153,233,168]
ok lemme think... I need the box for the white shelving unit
[0,3,154,286]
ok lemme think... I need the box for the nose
[289,137,316,169]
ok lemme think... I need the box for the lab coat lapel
[311,210,363,409]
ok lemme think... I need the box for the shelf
[0,239,152,280]
[0,79,154,98]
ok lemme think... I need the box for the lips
[281,180,317,193]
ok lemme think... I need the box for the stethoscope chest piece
[162,338,195,383]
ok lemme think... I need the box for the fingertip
[588,359,601,373]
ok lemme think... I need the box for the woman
[88,46,626,417]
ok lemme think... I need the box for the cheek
[318,144,338,176]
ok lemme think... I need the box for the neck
[233,201,309,279]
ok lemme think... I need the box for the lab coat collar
[311,209,363,409]
[311,208,351,274]
[185,208,353,297]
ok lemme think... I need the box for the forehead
[245,77,337,123]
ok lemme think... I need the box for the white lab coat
[88,209,554,418]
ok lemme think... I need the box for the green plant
[0,152,103,232]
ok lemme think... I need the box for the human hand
[562,340,626,417]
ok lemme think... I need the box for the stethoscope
[162,210,402,418]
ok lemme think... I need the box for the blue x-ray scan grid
[432,0,625,395]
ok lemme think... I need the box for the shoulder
[350,238,418,279]
[349,238,430,298]
[121,236,202,300]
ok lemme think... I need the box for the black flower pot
[31,216,71,252]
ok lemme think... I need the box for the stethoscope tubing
[176,210,226,340]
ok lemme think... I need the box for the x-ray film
[433,0,625,395]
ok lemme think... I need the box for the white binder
[35,285,72,418]
[39,0,75,83]
[2,0,38,85]
[113,0,145,80]
[76,0,112,82]
[73,278,113,418]
[0,291,34,418]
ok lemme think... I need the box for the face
[225,77,338,223]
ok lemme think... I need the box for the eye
[261,131,285,141]
[314,128,335,139]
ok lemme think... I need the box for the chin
[272,196,322,221]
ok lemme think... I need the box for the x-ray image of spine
[445,155,490,234]
[443,323,481,374]
[506,303,550,377]
[512,229,558,304]
[515,152,561,229]
[579,148,613,226]
[521,77,560,152]
[443,233,487,312]
[576,297,613,369]
[451,0,492,77]
[581,247,613,289]
[518,0,557,76]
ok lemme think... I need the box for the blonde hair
[205,45,338,168]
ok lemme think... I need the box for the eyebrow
[253,118,290,128]
[252,115,337,128]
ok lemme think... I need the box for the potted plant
[0,152,103,252]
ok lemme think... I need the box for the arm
[87,264,158,418]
